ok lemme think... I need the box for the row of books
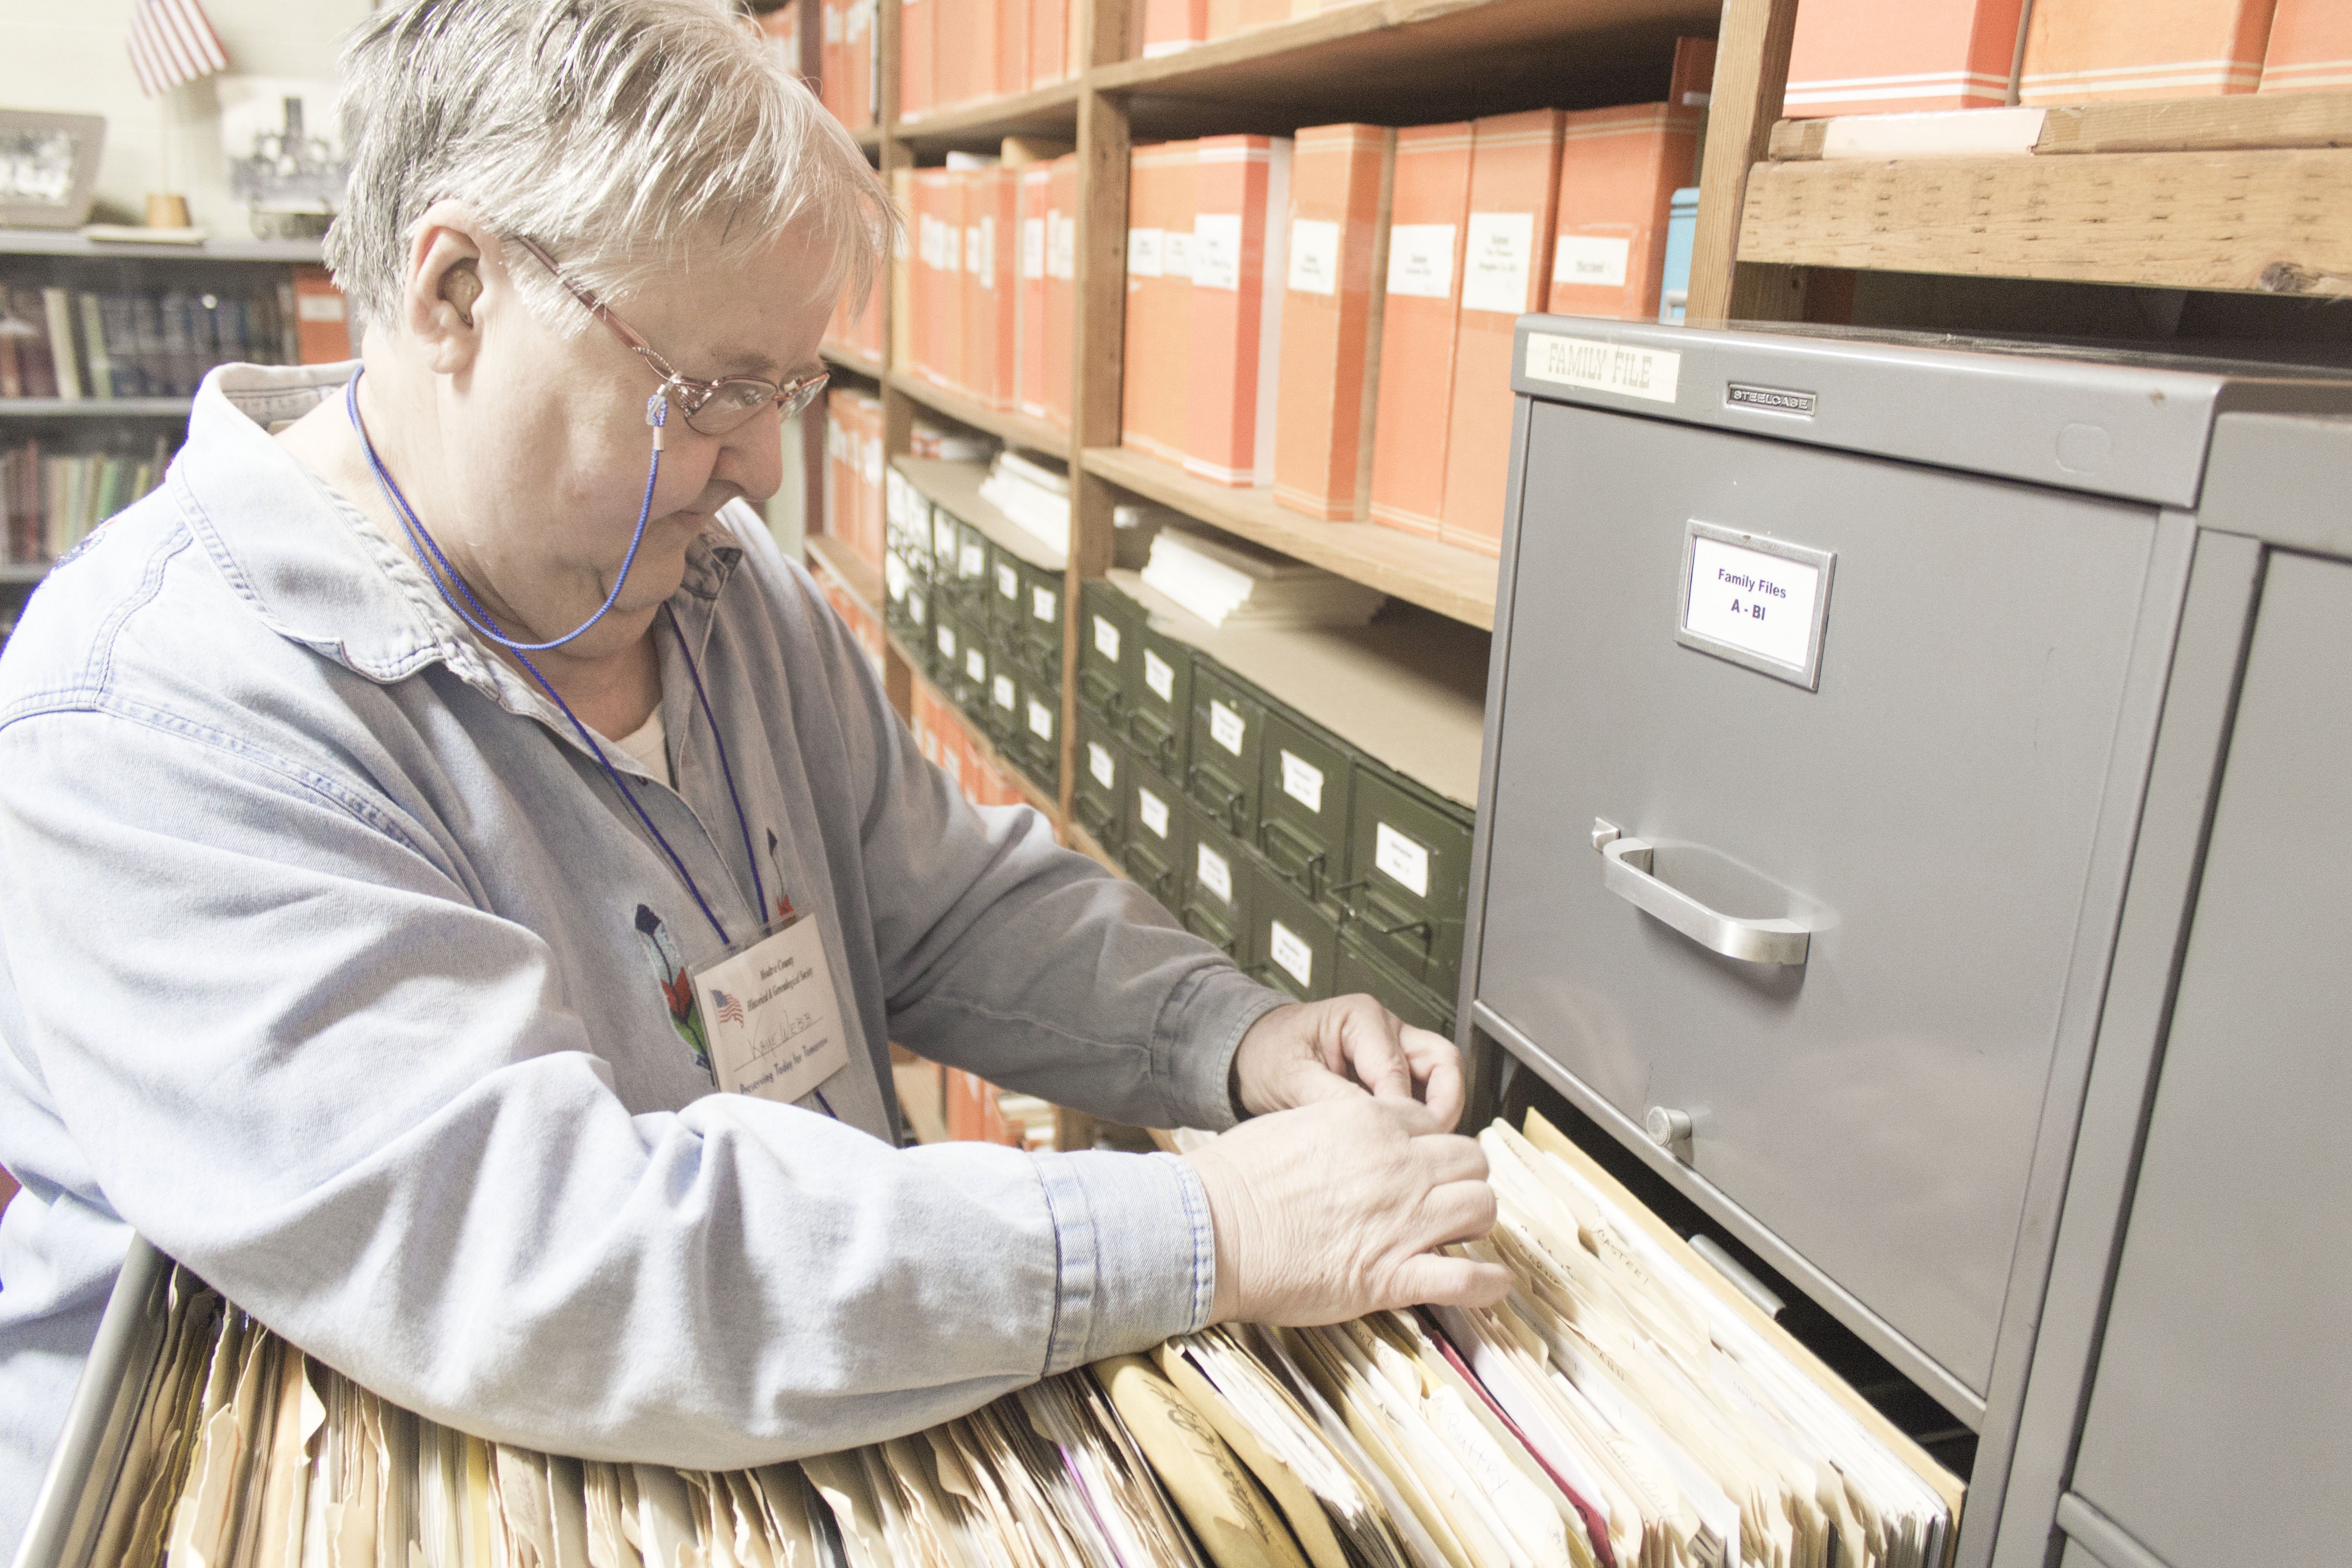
[1788,0,2343,115]
[1,436,174,567]
[0,268,351,401]
[900,0,1080,120]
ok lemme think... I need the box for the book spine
[77,294,114,400]
[41,289,83,401]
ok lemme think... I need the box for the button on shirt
[0,363,1282,1555]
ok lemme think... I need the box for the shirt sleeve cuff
[1152,965,1291,1133]
[1032,1149,1215,1374]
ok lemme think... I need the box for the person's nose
[711,402,787,504]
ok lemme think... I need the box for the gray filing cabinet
[1467,319,2352,1568]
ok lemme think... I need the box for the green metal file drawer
[1254,708,1351,905]
[948,516,991,608]
[1010,665,1060,793]
[882,548,920,644]
[887,468,932,574]
[927,599,963,687]
[931,506,962,595]
[1126,617,1193,778]
[976,640,1019,744]
[1186,664,1264,841]
[1078,579,1141,724]
[1250,853,1342,1004]
[1335,928,1454,1037]
[1073,710,1131,853]
[1120,760,1189,911]
[1009,556,1064,678]
[1339,762,1474,997]
[1180,807,1256,963]
[986,543,1027,636]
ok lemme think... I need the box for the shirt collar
[174,362,745,723]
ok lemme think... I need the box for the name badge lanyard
[345,372,837,1118]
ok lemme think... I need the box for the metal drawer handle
[1593,820,1811,966]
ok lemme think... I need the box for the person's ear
[402,202,492,376]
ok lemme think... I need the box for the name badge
[691,915,852,1107]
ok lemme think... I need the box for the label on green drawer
[1138,787,1170,839]
[1196,843,1232,906]
[1028,697,1054,739]
[1279,750,1323,813]
[1088,742,1116,789]
[1094,615,1120,661]
[1034,585,1058,623]
[1144,649,1175,702]
[1375,821,1429,897]
[992,672,1015,710]
[1269,921,1313,987]
[1210,700,1245,755]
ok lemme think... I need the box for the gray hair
[325,0,893,337]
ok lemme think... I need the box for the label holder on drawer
[1676,520,1837,691]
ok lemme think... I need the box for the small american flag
[711,989,745,1027]
[127,0,230,98]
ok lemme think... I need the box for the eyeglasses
[511,235,829,436]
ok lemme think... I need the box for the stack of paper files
[975,447,1073,553]
[1140,527,1388,630]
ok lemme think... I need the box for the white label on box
[1524,331,1681,403]
[1209,699,1246,755]
[1127,227,1164,277]
[1269,920,1313,988]
[1138,786,1170,839]
[937,623,957,658]
[296,292,346,323]
[1683,535,1823,671]
[1460,211,1536,314]
[1093,615,1122,661]
[1143,648,1175,701]
[1033,585,1057,622]
[997,561,1019,599]
[966,647,986,682]
[908,591,927,624]
[1553,234,1631,288]
[977,216,995,284]
[1196,842,1233,905]
[1375,821,1430,897]
[1279,750,1324,813]
[1163,230,1192,279]
[884,551,909,602]
[1192,213,1243,291]
[1288,218,1341,295]
[1023,217,1046,280]
[942,225,962,272]
[935,515,958,560]
[1088,740,1117,788]
[1028,696,1054,739]
[960,542,985,578]
[1048,213,1075,279]
[1386,224,1456,299]
[991,671,1014,709]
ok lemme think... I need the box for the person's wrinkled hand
[1230,995,1465,1128]
[1180,1095,1509,1325]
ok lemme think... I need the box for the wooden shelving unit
[887,368,1066,457]
[0,398,195,418]
[0,230,324,264]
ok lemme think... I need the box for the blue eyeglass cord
[343,372,830,1116]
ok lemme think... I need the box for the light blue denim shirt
[0,363,1281,1553]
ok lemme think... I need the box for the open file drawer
[1467,318,2352,1484]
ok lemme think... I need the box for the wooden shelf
[805,530,886,617]
[888,368,1068,456]
[0,397,193,418]
[1101,0,1716,130]
[821,343,887,382]
[893,80,1081,153]
[906,657,1062,818]
[1738,147,2352,298]
[894,455,1068,570]
[0,562,50,585]
[0,230,322,262]
[1082,445,1498,631]
[1769,88,2352,161]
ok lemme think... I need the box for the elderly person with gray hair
[0,0,1505,1545]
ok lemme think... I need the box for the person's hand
[1181,1096,1509,1325]
[1230,995,1465,1128]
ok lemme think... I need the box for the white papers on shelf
[1140,527,1387,630]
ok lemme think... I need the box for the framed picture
[219,77,348,216]
[0,110,106,231]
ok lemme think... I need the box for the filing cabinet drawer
[931,508,963,595]
[1336,930,1453,1037]
[926,603,963,688]
[1119,763,1189,910]
[948,518,991,606]
[1181,808,1255,963]
[1012,670,1060,791]
[1250,860,1340,1004]
[882,549,919,642]
[1074,711,1131,852]
[1187,666,1264,841]
[1477,400,2161,1397]
[1013,557,1064,676]
[1079,579,1141,722]
[1340,764,1472,998]
[979,651,1020,745]
[1256,710,1350,904]
[1126,621,1193,777]
[887,469,932,573]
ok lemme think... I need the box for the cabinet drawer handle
[1593,821,1811,966]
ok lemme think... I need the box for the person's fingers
[1279,1060,1369,1107]
[1338,1001,1417,1101]
[1414,1177,1500,1246]
[1360,1093,1445,1138]
[1385,1252,1514,1311]
[1413,1048,1466,1130]
[1411,1132,1489,1186]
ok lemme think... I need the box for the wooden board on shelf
[1109,566,1486,807]
[894,80,1083,150]
[1739,148,2352,297]
[0,230,323,262]
[1769,88,2352,161]
[906,659,1063,819]
[0,398,194,418]
[895,454,1068,571]
[1084,445,1497,630]
[821,342,887,382]
[805,531,886,616]
[888,367,1067,458]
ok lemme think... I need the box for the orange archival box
[900,0,933,117]
[1546,97,1703,323]
[933,0,971,108]
[1365,122,1474,541]
[1273,123,1395,522]
[1043,153,1079,432]
[1183,135,1293,488]
[291,266,353,363]
[997,0,1029,96]
[1437,108,1561,556]
[1784,0,2024,115]
[1143,0,1206,58]
[1122,141,1198,466]
[1029,0,1069,86]
[966,167,1017,411]
[2260,0,2351,90]
[1017,163,1053,416]
[2021,0,2277,102]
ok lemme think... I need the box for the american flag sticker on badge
[712,989,745,1027]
